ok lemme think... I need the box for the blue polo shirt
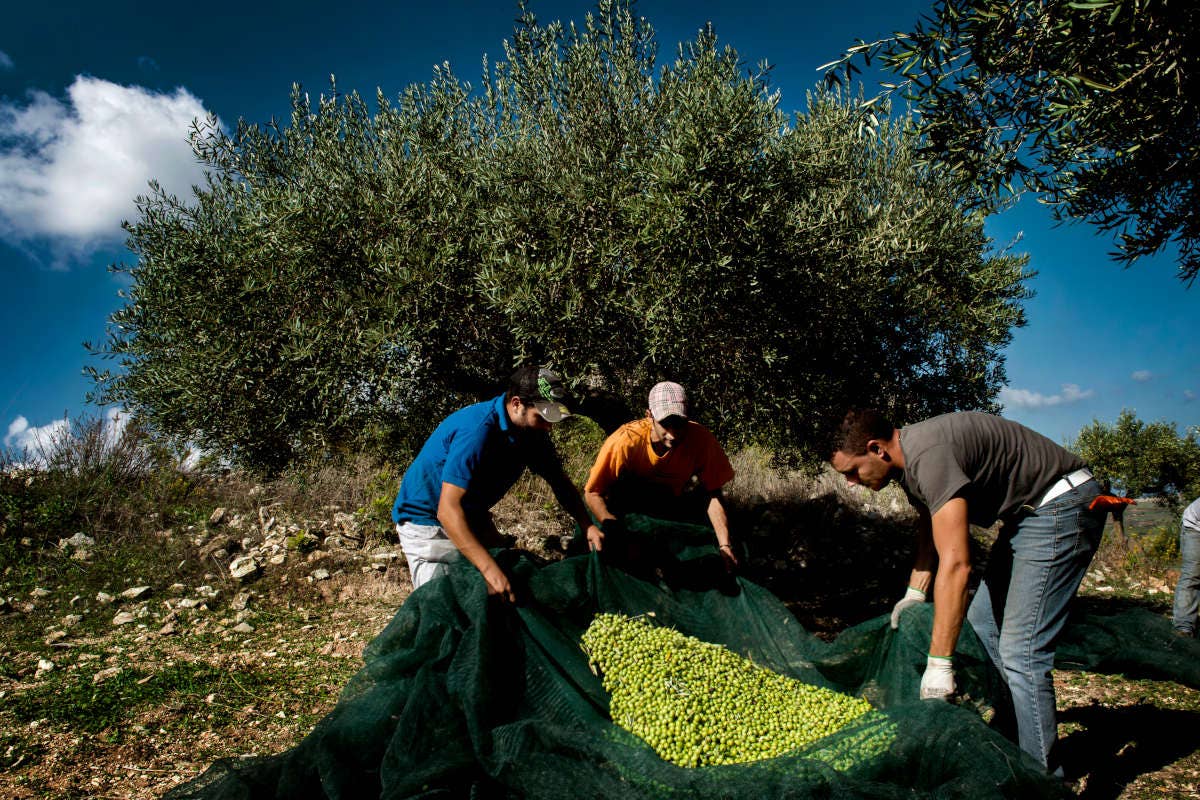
[391,394,558,527]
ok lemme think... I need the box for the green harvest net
[165,515,1200,800]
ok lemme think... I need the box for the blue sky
[1,0,1195,454]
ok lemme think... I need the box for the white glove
[890,586,926,629]
[920,655,956,700]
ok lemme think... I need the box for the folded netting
[165,514,1200,800]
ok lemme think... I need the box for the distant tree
[825,0,1200,284]
[1073,409,1200,504]
[88,0,1029,471]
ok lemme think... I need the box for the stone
[177,598,201,609]
[230,592,252,611]
[44,631,67,645]
[112,611,136,626]
[96,592,115,605]
[62,614,82,627]
[333,512,363,540]
[208,507,228,526]
[31,587,51,598]
[311,569,331,581]
[70,550,93,562]
[120,586,151,600]
[232,622,255,634]
[200,535,240,561]
[36,659,55,675]
[229,555,260,581]
[58,532,95,550]
[93,667,122,684]
[268,553,286,565]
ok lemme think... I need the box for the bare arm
[906,505,937,595]
[437,482,514,602]
[585,489,616,525]
[706,492,737,570]
[927,497,971,658]
[546,468,604,551]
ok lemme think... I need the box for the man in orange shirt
[584,382,738,571]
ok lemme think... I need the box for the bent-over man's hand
[890,586,926,629]
[919,655,955,700]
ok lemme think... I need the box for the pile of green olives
[581,613,876,768]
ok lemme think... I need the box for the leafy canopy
[1073,409,1200,503]
[825,0,1199,284]
[88,0,1029,471]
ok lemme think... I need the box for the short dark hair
[830,408,895,457]
[506,365,541,404]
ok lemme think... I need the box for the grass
[10,662,250,734]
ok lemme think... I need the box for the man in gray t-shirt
[829,409,1104,775]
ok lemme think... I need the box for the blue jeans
[966,479,1104,773]
[1172,525,1200,635]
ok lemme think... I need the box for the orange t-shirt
[585,418,734,498]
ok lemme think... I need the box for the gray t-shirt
[1183,497,1200,530]
[899,411,1086,526]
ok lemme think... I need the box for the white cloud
[0,76,214,254]
[0,50,13,70]
[1131,370,1153,382]
[999,383,1095,409]
[4,415,70,455]
[1185,390,1197,403]
[4,408,132,466]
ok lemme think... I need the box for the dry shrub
[265,454,397,515]
[0,412,210,547]
[725,446,914,519]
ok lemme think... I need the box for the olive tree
[1073,409,1200,504]
[826,0,1199,283]
[89,1,1029,470]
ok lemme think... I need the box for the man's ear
[868,439,890,460]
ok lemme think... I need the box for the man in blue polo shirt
[392,365,603,601]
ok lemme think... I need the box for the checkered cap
[648,382,688,422]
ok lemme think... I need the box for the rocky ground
[1,476,1197,799]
